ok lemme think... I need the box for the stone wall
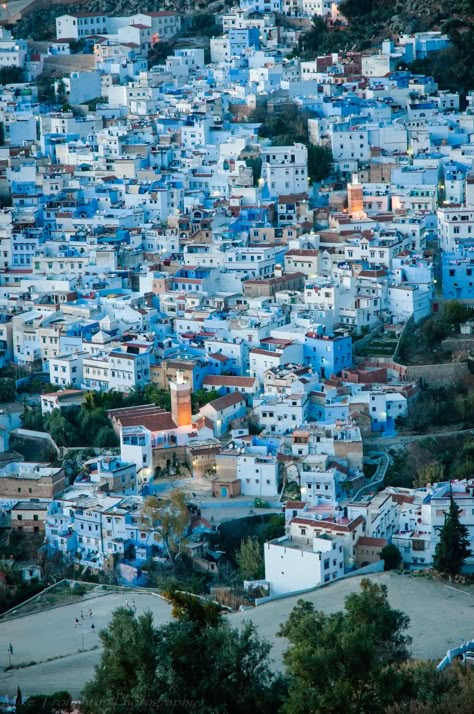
[333,440,364,470]
[441,337,474,352]
[405,361,472,388]
[152,445,188,475]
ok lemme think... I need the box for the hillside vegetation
[11,1,226,40]
[298,0,474,93]
[8,0,474,92]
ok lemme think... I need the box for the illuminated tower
[170,370,192,427]
[348,182,363,215]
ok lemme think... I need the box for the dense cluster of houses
[265,481,474,594]
[0,0,473,593]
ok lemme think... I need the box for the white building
[83,354,110,391]
[299,454,347,505]
[0,30,27,68]
[236,448,279,497]
[387,283,431,322]
[264,531,345,595]
[349,389,408,431]
[331,127,370,165]
[392,482,474,569]
[438,206,474,252]
[200,392,247,437]
[108,350,151,394]
[254,392,308,434]
[49,352,86,388]
[120,425,153,484]
[56,14,108,41]
[261,144,308,196]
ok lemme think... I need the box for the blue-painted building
[228,27,260,56]
[442,244,474,299]
[304,332,353,379]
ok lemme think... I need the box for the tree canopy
[380,543,402,571]
[17,691,72,714]
[0,377,15,402]
[141,490,191,562]
[74,578,474,714]
[81,593,281,714]
[235,536,265,581]
[21,383,176,448]
[279,578,412,713]
[251,102,333,183]
[433,492,471,577]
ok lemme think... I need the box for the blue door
[221,487,228,497]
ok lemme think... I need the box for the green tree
[94,425,118,448]
[245,157,262,186]
[17,691,72,713]
[167,589,223,627]
[296,16,341,58]
[433,491,471,577]
[307,144,333,182]
[82,594,281,714]
[142,490,190,562]
[255,103,310,145]
[46,409,78,447]
[387,661,474,714]
[442,300,474,327]
[235,536,264,581]
[21,405,45,431]
[81,607,159,714]
[262,514,285,542]
[414,460,444,488]
[191,388,220,411]
[0,377,15,402]
[380,543,402,571]
[148,40,174,67]
[279,579,412,714]
[0,66,25,84]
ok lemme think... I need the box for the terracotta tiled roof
[291,514,365,532]
[356,536,387,547]
[205,392,245,412]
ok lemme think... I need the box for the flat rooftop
[0,463,61,480]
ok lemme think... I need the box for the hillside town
[0,0,474,637]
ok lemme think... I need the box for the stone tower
[170,369,192,427]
